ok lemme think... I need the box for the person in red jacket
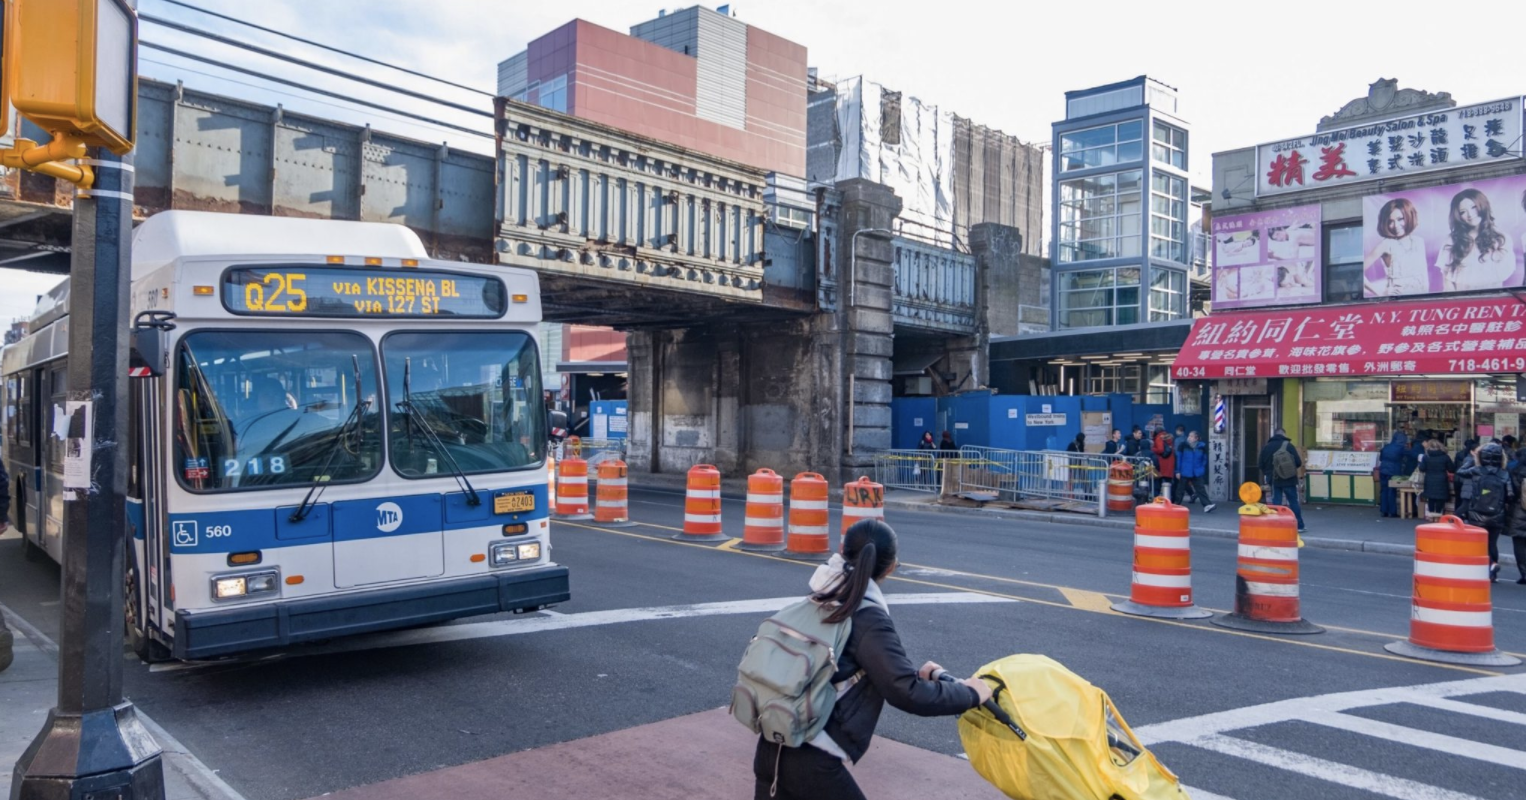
[1153,432,1178,501]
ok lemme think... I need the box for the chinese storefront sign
[1211,205,1322,310]
[1176,296,1526,379]
[1362,172,1526,299]
[1392,381,1472,403]
[1256,97,1523,197]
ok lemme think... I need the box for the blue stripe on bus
[166,484,550,555]
[126,498,146,541]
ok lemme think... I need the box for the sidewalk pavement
[0,607,244,800]
[622,470,1515,567]
[313,706,1004,800]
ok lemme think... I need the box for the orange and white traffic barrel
[739,468,786,552]
[1111,498,1210,619]
[554,456,593,520]
[785,472,830,559]
[592,459,632,527]
[840,477,885,533]
[1106,461,1135,513]
[678,464,726,542]
[1385,515,1520,666]
[1212,483,1322,634]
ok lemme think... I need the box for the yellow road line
[556,520,1504,676]
[1058,588,1118,614]
[716,538,743,552]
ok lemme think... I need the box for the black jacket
[1506,463,1526,538]
[1102,440,1120,455]
[1418,451,1454,501]
[1122,436,1145,457]
[1257,434,1303,488]
[823,602,980,763]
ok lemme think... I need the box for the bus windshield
[382,331,545,477]
[174,331,382,492]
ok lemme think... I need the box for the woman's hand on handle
[918,661,943,680]
[962,677,993,705]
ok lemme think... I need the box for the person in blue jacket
[1175,430,1215,513]
[1378,430,1411,518]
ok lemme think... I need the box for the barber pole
[1212,395,1226,433]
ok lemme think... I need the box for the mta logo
[375,502,403,533]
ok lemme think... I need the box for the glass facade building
[1052,77,1193,331]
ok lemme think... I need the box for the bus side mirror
[129,327,164,378]
[130,310,176,378]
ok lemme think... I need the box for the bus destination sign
[223,266,506,318]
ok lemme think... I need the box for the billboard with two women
[1363,174,1526,298]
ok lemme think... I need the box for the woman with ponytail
[753,519,993,799]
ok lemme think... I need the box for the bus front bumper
[171,565,570,660]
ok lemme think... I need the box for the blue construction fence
[891,391,1206,451]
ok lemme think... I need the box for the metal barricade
[951,446,1155,512]
[558,437,627,468]
[871,450,947,492]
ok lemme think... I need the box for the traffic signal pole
[10,148,164,799]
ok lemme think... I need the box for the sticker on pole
[62,400,93,492]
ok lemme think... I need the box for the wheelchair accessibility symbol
[172,520,198,547]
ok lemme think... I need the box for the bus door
[131,375,172,633]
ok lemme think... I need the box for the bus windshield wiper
[399,357,481,506]
[289,356,370,523]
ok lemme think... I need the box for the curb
[876,497,1521,567]
[616,476,1519,568]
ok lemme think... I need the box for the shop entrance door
[1236,397,1273,488]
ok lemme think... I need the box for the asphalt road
[4,487,1526,800]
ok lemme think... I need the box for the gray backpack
[731,598,865,747]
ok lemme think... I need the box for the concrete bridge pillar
[836,179,901,480]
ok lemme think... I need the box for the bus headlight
[212,570,280,600]
[516,543,541,561]
[489,541,518,566]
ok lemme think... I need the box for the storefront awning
[1175,295,1526,380]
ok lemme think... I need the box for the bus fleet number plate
[493,492,536,514]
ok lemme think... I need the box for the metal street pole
[11,147,164,799]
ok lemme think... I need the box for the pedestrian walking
[1122,426,1145,457]
[1258,428,1306,532]
[916,431,936,451]
[751,520,991,799]
[1102,429,1123,455]
[938,430,957,455]
[1065,433,1086,453]
[1417,439,1453,519]
[1176,431,1216,513]
[0,455,9,534]
[1458,442,1512,583]
[1152,433,1178,502]
[1454,439,1480,517]
[1504,447,1526,584]
[1378,431,1410,518]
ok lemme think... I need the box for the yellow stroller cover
[957,654,1189,800]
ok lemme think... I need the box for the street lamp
[848,227,892,309]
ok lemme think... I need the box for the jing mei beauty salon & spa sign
[1256,97,1523,197]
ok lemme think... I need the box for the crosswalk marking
[1404,695,1526,726]
[1135,674,1526,800]
[1299,708,1526,771]
[1188,733,1483,800]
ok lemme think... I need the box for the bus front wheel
[125,562,171,664]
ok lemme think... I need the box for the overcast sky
[6,0,1526,327]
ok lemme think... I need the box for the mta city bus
[2,211,568,662]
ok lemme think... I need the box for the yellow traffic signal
[10,0,137,155]
[0,0,12,139]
